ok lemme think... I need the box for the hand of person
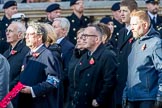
[122,98,127,108]
[20,86,31,94]
[92,99,99,107]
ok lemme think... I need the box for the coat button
[73,28,76,31]
[119,51,122,54]
[85,83,88,87]
[87,73,90,77]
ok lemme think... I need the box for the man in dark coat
[66,0,90,45]
[3,21,29,108]
[145,0,162,30]
[53,18,74,105]
[110,2,125,49]
[45,3,61,25]
[3,21,29,91]
[0,0,18,54]
[115,0,138,108]
[67,24,118,108]
[18,22,60,108]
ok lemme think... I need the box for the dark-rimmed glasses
[82,34,98,38]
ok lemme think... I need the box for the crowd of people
[0,0,162,108]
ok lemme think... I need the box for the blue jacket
[123,27,162,101]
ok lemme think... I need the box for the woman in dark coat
[43,23,63,108]
[66,28,87,108]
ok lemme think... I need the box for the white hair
[11,21,26,38]
[54,17,70,35]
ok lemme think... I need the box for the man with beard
[145,0,162,30]
[123,10,162,108]
[45,3,61,25]
[66,0,90,45]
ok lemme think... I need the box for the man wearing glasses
[18,22,60,108]
[67,24,118,108]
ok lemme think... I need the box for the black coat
[48,43,64,108]
[18,45,60,108]
[115,28,133,104]
[148,14,162,30]
[66,13,90,45]
[0,15,11,54]
[3,40,29,90]
[67,44,117,108]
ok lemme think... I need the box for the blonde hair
[130,10,150,27]
[41,23,57,45]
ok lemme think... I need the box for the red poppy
[89,58,95,65]
[141,44,146,51]
[129,37,133,44]
[32,52,40,58]
[11,50,17,55]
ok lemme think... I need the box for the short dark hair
[120,0,138,12]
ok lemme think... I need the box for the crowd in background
[0,0,162,108]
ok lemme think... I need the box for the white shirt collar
[147,11,157,20]
[31,44,43,53]
[56,37,64,44]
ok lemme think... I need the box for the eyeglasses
[5,29,14,33]
[82,34,98,38]
[76,36,84,40]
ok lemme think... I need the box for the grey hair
[54,17,70,35]
[28,21,47,43]
[11,21,26,38]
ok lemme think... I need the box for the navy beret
[100,16,113,24]
[111,2,120,11]
[145,0,160,4]
[3,0,17,9]
[46,3,60,12]
[70,0,78,6]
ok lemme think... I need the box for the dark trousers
[127,100,155,108]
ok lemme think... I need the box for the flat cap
[111,2,120,11]
[100,16,113,24]
[46,3,60,12]
[145,0,160,4]
[3,0,17,9]
[70,0,78,6]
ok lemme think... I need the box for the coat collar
[5,40,26,58]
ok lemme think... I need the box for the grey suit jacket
[0,54,13,108]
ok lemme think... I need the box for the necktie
[152,16,156,27]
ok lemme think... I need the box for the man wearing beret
[45,3,61,25]
[0,0,18,54]
[145,0,162,30]
[66,0,90,45]
[110,2,124,49]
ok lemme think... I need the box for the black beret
[100,16,113,24]
[70,0,78,6]
[111,2,120,11]
[145,0,160,4]
[3,0,17,9]
[46,3,60,12]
